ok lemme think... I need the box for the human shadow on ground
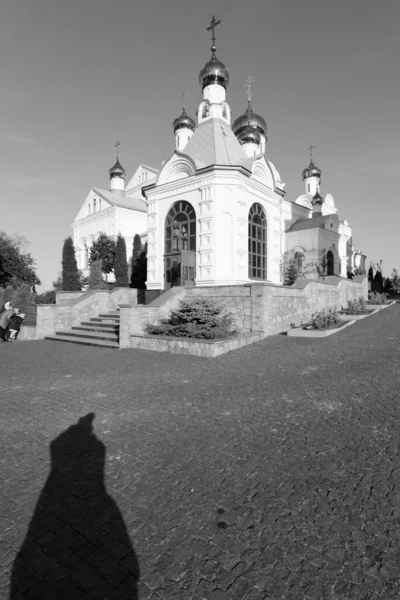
[9,413,139,599]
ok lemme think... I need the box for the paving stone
[1,304,399,599]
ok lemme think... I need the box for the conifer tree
[114,234,129,287]
[88,260,107,290]
[131,241,147,289]
[130,234,143,288]
[61,236,80,291]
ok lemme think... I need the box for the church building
[72,17,366,288]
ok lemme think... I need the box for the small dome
[302,159,321,180]
[237,125,261,146]
[173,108,196,133]
[232,103,267,138]
[199,51,229,90]
[313,190,323,205]
[109,158,126,179]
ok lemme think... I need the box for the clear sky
[0,0,399,290]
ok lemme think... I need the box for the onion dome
[237,125,261,146]
[302,159,321,181]
[109,158,126,180]
[232,102,267,138]
[312,190,323,205]
[172,107,196,133]
[199,49,229,90]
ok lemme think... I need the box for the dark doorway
[164,201,196,288]
[9,414,139,599]
[327,250,334,275]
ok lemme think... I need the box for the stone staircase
[45,310,120,348]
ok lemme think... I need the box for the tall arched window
[248,203,267,280]
[93,199,97,214]
[165,201,196,287]
[165,201,196,253]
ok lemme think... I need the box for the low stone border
[287,320,356,338]
[128,331,266,357]
[366,300,396,310]
[340,308,380,321]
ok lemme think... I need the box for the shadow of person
[9,413,139,599]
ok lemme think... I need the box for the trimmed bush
[145,298,235,339]
[310,308,339,330]
[368,291,387,305]
[88,260,107,290]
[345,296,366,315]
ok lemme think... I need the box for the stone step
[72,325,119,334]
[55,330,119,342]
[81,321,119,329]
[96,314,120,321]
[45,335,119,349]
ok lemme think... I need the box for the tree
[368,265,374,282]
[131,242,147,289]
[130,234,142,287]
[114,235,129,287]
[61,237,81,291]
[0,231,40,290]
[283,253,303,286]
[391,269,400,294]
[88,260,107,290]
[89,234,115,276]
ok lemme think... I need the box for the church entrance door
[164,201,196,289]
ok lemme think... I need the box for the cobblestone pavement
[1,304,400,600]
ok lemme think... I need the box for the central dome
[232,103,267,138]
[199,51,229,90]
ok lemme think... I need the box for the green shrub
[368,291,387,305]
[310,307,339,330]
[345,296,366,315]
[145,298,235,339]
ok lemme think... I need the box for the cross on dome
[206,15,221,52]
[307,144,315,161]
[245,75,255,102]
[115,141,121,159]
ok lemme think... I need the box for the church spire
[109,142,126,196]
[173,92,195,151]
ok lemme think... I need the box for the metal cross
[308,144,315,161]
[115,141,121,158]
[245,75,255,101]
[180,91,186,109]
[206,15,221,48]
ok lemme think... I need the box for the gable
[73,189,112,222]
[126,164,159,193]
[156,153,196,185]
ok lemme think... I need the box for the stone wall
[107,288,138,310]
[36,291,110,338]
[185,286,252,332]
[17,325,37,341]
[55,292,85,305]
[249,276,368,335]
[119,288,186,348]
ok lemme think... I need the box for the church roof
[286,215,330,232]
[182,118,252,171]
[92,188,147,213]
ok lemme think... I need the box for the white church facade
[72,17,366,290]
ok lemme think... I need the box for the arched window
[93,199,96,214]
[248,203,267,280]
[327,251,334,275]
[294,252,304,274]
[88,204,91,215]
[165,201,196,254]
